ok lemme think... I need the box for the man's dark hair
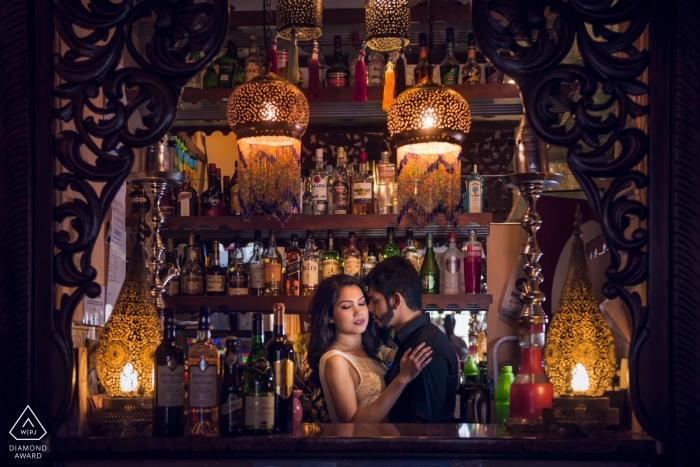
[364,256,422,312]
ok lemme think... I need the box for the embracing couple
[306,256,459,423]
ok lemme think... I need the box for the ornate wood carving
[50,0,228,433]
[472,0,656,437]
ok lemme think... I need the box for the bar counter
[47,423,658,465]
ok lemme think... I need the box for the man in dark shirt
[364,256,458,423]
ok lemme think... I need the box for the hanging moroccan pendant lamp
[276,0,323,41]
[366,0,411,52]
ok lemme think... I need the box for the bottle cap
[449,232,457,242]
[446,27,455,43]
[306,229,314,238]
[208,163,216,172]
[473,163,478,173]
[315,149,324,161]
[234,235,243,246]
[360,151,368,163]
[254,230,262,240]
[468,33,476,47]
[501,365,513,374]
[198,306,211,328]
[352,31,360,45]
[250,32,257,41]
[225,336,238,341]
[419,33,427,47]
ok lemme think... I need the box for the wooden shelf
[126,83,520,106]
[165,293,492,313]
[126,213,493,232]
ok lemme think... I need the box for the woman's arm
[324,344,433,423]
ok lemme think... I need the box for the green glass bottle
[185,51,202,89]
[203,65,218,89]
[218,41,242,89]
[420,233,439,294]
[242,313,275,434]
[321,230,340,280]
[382,227,400,260]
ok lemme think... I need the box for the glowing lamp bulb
[120,362,139,393]
[571,363,590,393]
[421,108,437,129]
[261,102,280,121]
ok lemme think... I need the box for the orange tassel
[382,59,395,112]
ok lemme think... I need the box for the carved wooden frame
[1,0,699,462]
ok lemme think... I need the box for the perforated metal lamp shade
[365,0,411,52]
[387,80,471,227]
[276,0,323,41]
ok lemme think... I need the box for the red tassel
[267,38,278,75]
[353,44,367,103]
[308,41,320,100]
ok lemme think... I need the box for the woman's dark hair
[305,275,382,420]
[363,256,423,311]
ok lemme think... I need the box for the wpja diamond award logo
[8,406,47,460]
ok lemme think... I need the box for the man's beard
[376,306,394,328]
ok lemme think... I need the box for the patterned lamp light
[387,80,471,227]
[97,239,161,398]
[276,0,323,41]
[227,72,310,221]
[366,0,411,52]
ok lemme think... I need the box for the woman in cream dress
[306,275,432,423]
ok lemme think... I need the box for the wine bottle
[248,230,265,295]
[343,232,362,278]
[243,313,275,434]
[401,230,421,272]
[321,230,340,280]
[187,307,219,436]
[285,235,302,296]
[153,307,185,437]
[220,337,243,436]
[267,304,295,433]
[420,233,439,294]
[162,238,180,296]
[382,227,400,259]
[263,230,283,296]
[301,230,319,296]
[227,236,248,295]
[205,240,226,296]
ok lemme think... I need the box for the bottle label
[301,260,319,286]
[244,394,275,430]
[422,273,437,292]
[156,364,184,407]
[327,71,348,87]
[286,259,301,275]
[272,359,295,399]
[322,259,339,279]
[264,263,282,282]
[454,393,461,420]
[162,205,175,218]
[226,352,238,367]
[249,263,264,288]
[189,359,217,408]
[221,393,243,416]
[333,182,349,214]
[219,73,230,84]
[183,275,202,294]
[378,165,395,182]
[231,183,241,214]
[312,176,328,200]
[228,271,248,295]
[344,257,361,276]
[442,67,459,85]
[466,245,483,261]
[245,62,260,82]
[201,196,222,216]
[178,192,192,217]
[353,182,372,202]
[206,275,225,293]
[277,51,288,69]
[167,278,180,296]
[445,255,461,273]
[468,180,483,213]
[466,73,480,84]
[368,58,384,86]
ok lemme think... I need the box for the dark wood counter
[47,423,658,464]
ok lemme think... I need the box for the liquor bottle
[162,238,180,296]
[302,169,313,215]
[205,241,226,296]
[245,33,260,82]
[263,230,283,296]
[301,230,320,296]
[352,152,374,214]
[343,232,362,278]
[249,230,265,296]
[177,170,199,216]
[218,41,238,89]
[129,186,149,218]
[321,230,340,280]
[153,307,185,437]
[440,28,460,85]
[478,352,489,386]
[230,161,242,216]
[377,151,396,214]
[285,234,302,296]
[185,51,202,89]
[401,230,421,272]
[222,175,231,215]
[310,149,330,215]
[181,235,203,296]
[461,33,481,84]
[443,232,461,295]
[414,33,431,85]
[220,337,243,436]
[463,164,485,214]
[277,38,289,79]
[227,236,248,295]
[327,35,350,87]
[162,187,176,218]
[463,354,479,384]
[368,48,385,86]
[420,233,439,294]
[317,239,326,259]
[463,230,483,294]
[336,237,345,275]
[382,227,400,259]
[243,313,275,434]
[348,32,362,87]
[203,65,219,89]
[188,307,220,436]
[361,243,379,278]
[267,304,295,433]
[201,164,224,216]
[326,164,335,215]
[332,147,350,215]
[485,58,503,84]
